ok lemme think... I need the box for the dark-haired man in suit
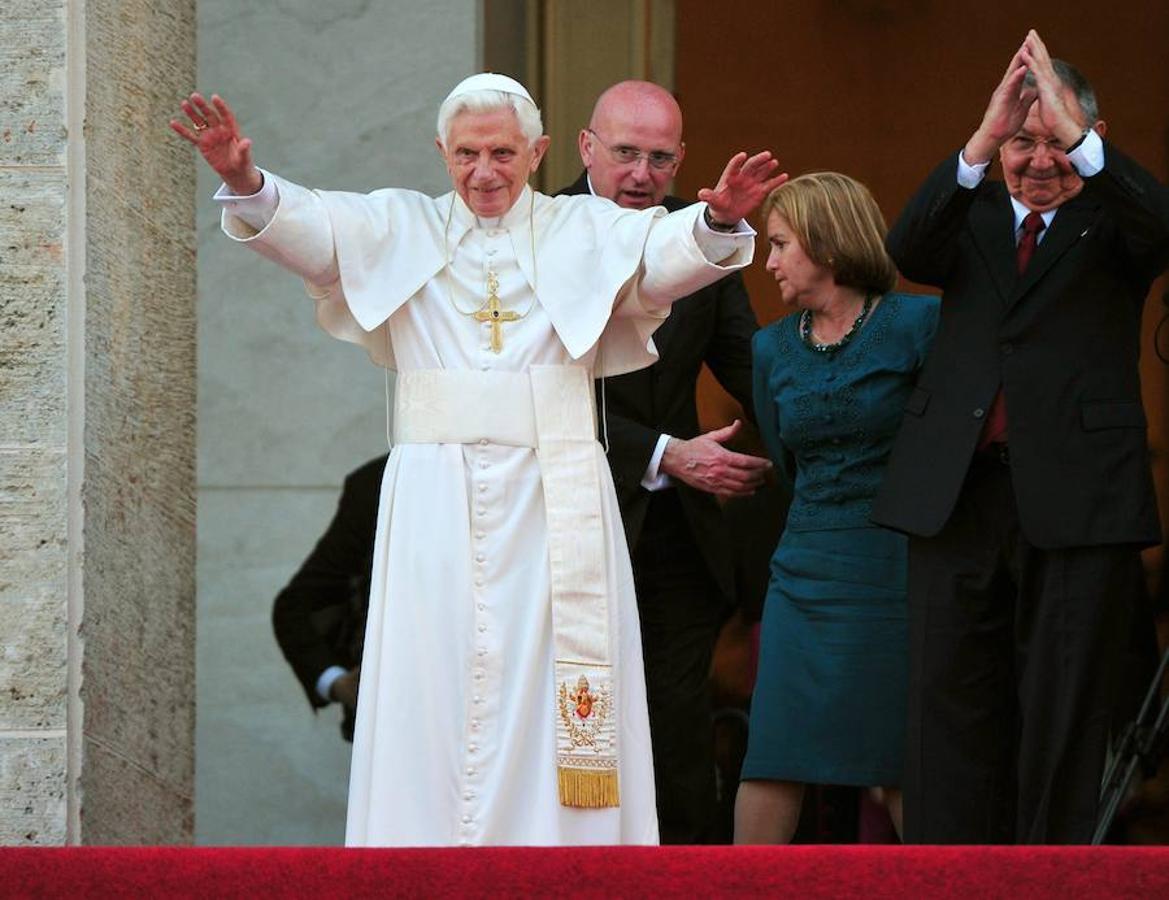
[873,31,1169,843]
[273,455,386,741]
[559,80,772,843]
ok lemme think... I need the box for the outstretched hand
[170,92,263,196]
[698,151,789,227]
[659,419,772,498]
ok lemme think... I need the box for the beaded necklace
[799,294,875,354]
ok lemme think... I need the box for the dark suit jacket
[559,172,759,600]
[872,145,1169,548]
[272,455,385,718]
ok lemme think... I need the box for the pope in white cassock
[173,73,785,847]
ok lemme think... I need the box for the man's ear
[1093,119,1107,141]
[530,135,552,173]
[435,137,454,175]
[578,128,594,169]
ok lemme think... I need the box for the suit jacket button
[1001,342,1014,355]
[973,408,985,419]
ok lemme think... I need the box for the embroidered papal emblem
[557,674,612,749]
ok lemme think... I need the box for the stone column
[0,0,196,845]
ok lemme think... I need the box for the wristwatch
[703,206,736,233]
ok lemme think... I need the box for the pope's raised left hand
[698,151,789,227]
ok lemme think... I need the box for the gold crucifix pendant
[474,271,520,353]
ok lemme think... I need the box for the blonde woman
[735,173,938,843]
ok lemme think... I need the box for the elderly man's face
[999,88,1091,212]
[580,99,684,210]
[438,107,549,218]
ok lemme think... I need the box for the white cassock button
[478,483,487,493]
[471,719,481,729]
[476,508,486,517]
[464,792,475,801]
[479,438,488,446]
[474,578,483,587]
[469,744,479,753]
[462,815,473,824]
[479,460,488,469]
[477,603,485,611]
[476,531,485,540]
[466,766,476,776]
[476,553,485,563]
[474,671,484,681]
[478,624,487,632]
[473,696,483,706]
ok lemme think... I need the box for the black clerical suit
[272,455,385,741]
[559,172,759,843]
[872,142,1169,843]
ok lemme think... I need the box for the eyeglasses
[1005,134,1069,154]
[586,129,680,171]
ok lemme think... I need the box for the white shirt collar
[1009,195,1058,234]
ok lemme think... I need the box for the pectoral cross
[474,269,520,353]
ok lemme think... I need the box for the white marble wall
[196,0,480,844]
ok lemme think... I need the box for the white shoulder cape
[223,174,749,376]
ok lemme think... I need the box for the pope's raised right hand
[170,92,263,196]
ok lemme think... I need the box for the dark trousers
[903,454,1140,844]
[633,489,727,844]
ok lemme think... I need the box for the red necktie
[978,211,1047,450]
[1015,210,1046,274]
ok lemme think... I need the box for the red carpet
[2,845,1168,898]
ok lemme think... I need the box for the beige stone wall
[1,0,73,847]
[78,0,197,844]
[0,0,196,845]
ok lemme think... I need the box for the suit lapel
[1012,195,1097,303]
[970,188,1018,305]
[652,304,678,353]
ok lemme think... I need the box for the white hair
[436,89,543,147]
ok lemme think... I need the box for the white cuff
[641,433,674,491]
[1067,128,1104,178]
[956,150,990,189]
[315,665,348,703]
[694,204,755,262]
[213,167,279,231]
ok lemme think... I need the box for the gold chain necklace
[442,190,539,353]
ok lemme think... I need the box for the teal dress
[742,292,939,786]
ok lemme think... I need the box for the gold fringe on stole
[557,767,621,808]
